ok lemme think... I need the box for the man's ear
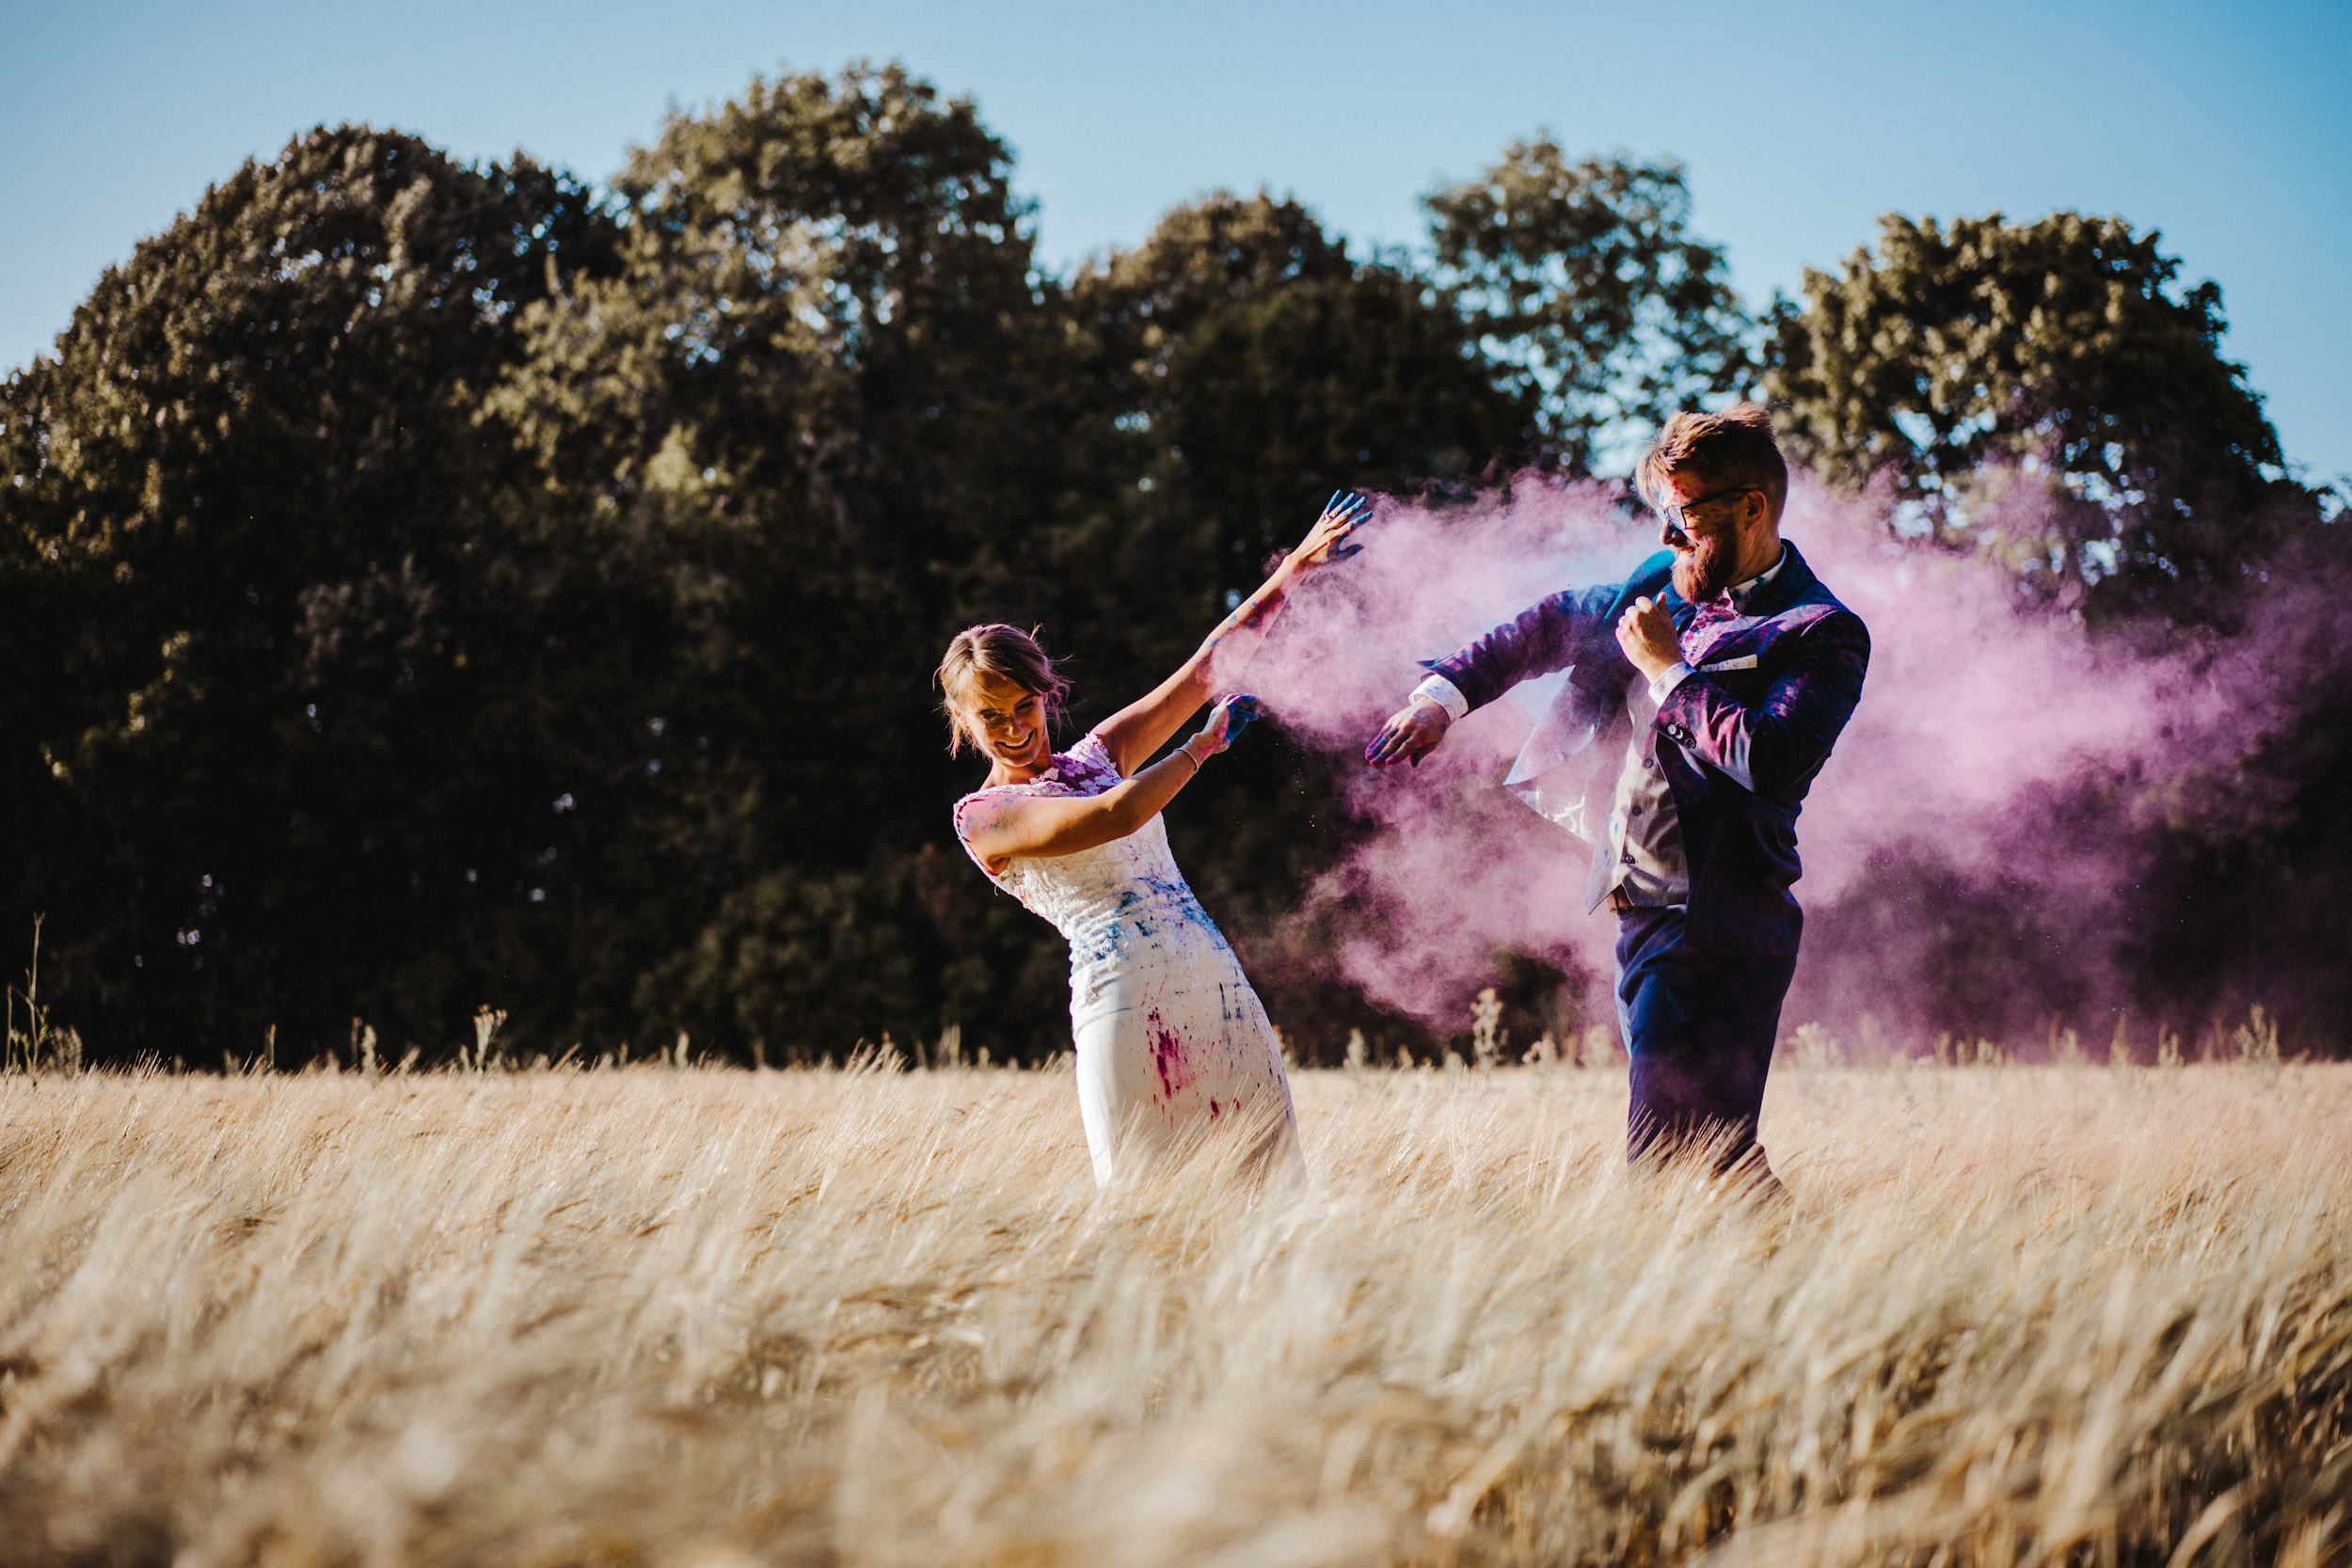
[1736,495,1778,570]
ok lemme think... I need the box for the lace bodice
[953,734,1209,965]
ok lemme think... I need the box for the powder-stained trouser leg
[1614,907,1798,1174]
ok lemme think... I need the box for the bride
[941,493,1372,1186]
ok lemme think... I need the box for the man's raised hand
[1615,594,1682,682]
[1364,698,1449,768]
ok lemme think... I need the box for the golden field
[1,1053,2346,1567]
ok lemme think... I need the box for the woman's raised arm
[961,699,1252,874]
[1093,492,1373,776]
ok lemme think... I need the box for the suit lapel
[1685,543,1825,666]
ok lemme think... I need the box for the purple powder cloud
[1238,472,2332,1050]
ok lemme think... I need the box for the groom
[1365,406,1868,1180]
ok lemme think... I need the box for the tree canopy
[2,64,2341,1066]
[0,125,617,1060]
[1766,212,2313,619]
[1424,138,1752,474]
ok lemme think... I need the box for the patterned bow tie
[1680,592,1742,663]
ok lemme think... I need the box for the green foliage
[1766,212,2316,618]
[634,844,1074,1065]
[1052,191,1532,698]
[2,69,2340,1065]
[1042,195,1534,1061]
[478,65,1134,1059]
[0,125,618,1061]
[1767,211,2352,1039]
[0,71,1535,1064]
[485,62,1069,873]
[1424,139,1753,474]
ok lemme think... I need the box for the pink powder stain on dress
[1147,1008,1197,1101]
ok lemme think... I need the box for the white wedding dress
[955,733,1301,1187]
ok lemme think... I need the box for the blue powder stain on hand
[1224,693,1263,740]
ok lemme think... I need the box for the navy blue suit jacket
[1427,541,1869,956]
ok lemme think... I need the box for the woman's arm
[961,699,1249,875]
[1095,492,1372,776]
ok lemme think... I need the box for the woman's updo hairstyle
[935,624,1072,755]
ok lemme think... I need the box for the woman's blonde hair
[935,624,1071,755]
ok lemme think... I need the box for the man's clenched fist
[1615,595,1682,682]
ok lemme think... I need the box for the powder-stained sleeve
[1425,580,1624,715]
[1655,608,1870,797]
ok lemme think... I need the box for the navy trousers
[1613,907,1797,1172]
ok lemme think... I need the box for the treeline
[3,64,2341,1066]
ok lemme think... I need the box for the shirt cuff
[1647,662,1695,705]
[1408,673,1470,723]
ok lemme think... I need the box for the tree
[0,125,620,1062]
[1048,193,1535,1058]
[1055,192,1532,684]
[1766,211,2315,619]
[1768,210,2352,1051]
[485,63,1082,1060]
[1422,138,1753,474]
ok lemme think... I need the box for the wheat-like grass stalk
[0,1056,2344,1565]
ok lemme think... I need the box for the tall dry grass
[1,1055,2346,1566]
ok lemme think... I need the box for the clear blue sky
[6,0,2346,481]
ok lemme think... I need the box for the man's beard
[1671,533,1738,602]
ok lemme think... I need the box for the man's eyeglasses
[1655,484,1760,542]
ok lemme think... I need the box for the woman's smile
[960,671,1054,780]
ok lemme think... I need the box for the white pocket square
[1700,654,1759,672]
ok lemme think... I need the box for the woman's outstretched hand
[1193,693,1262,758]
[1290,491,1374,570]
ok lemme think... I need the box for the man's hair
[935,624,1071,755]
[1639,404,1789,523]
